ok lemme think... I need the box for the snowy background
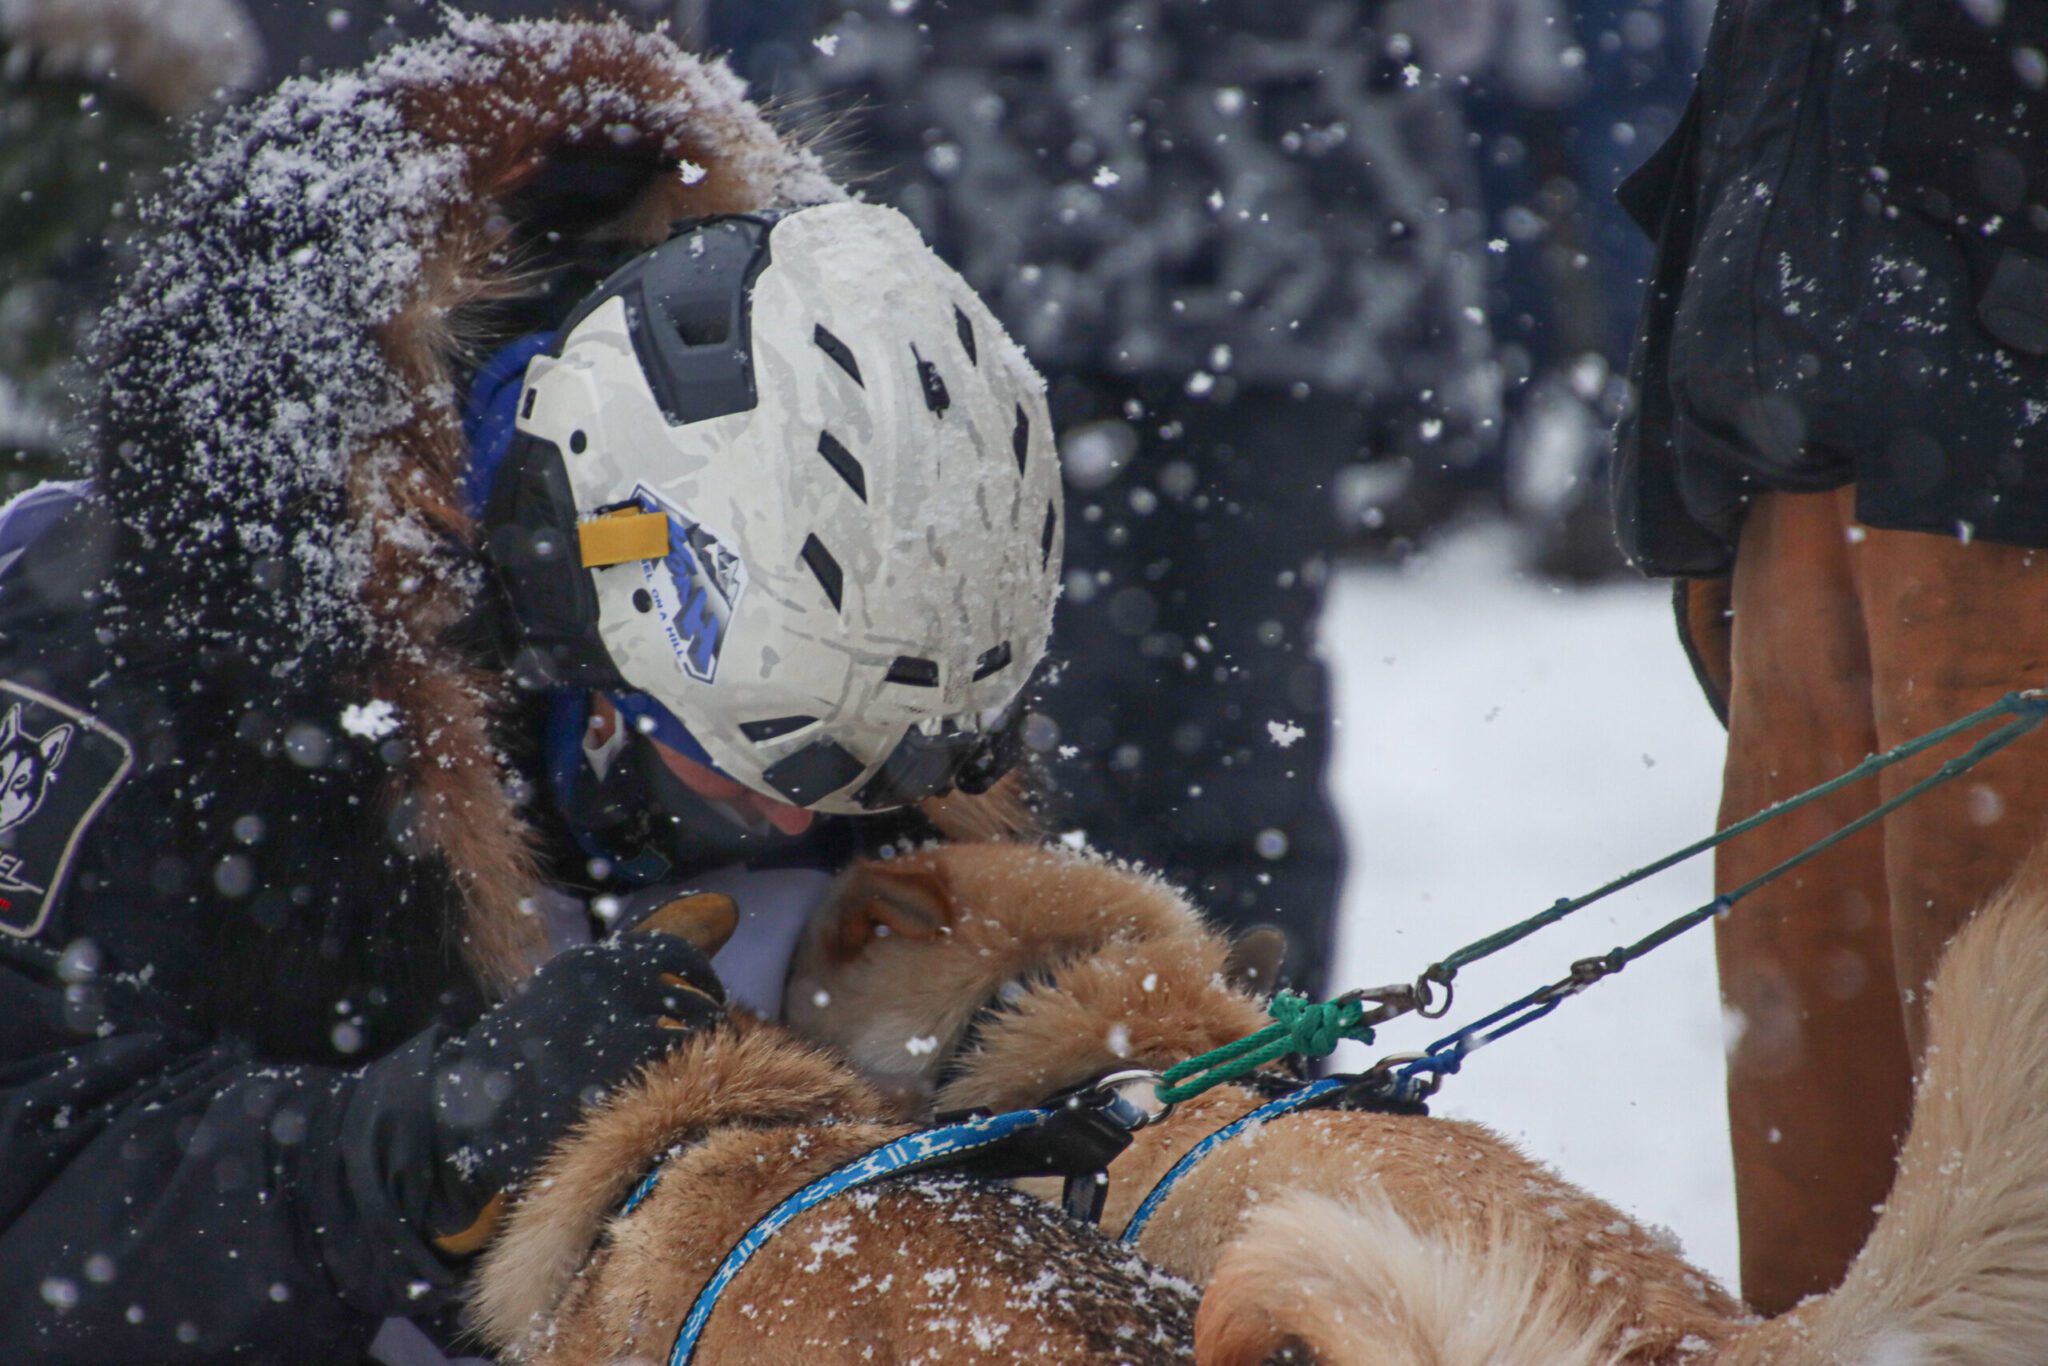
[1322,524,1739,1285]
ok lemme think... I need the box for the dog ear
[0,706,19,749]
[828,860,955,961]
[1223,926,1288,994]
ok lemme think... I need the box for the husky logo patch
[631,485,748,683]
[0,706,70,838]
[0,681,133,939]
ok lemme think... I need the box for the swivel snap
[1361,1049,1440,1100]
[1414,968,1456,1019]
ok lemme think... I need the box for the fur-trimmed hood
[72,13,838,1050]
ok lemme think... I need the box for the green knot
[1155,991,1376,1105]
[1268,992,1365,1056]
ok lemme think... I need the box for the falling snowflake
[1267,719,1306,749]
[339,699,399,740]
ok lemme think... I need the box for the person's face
[587,694,815,836]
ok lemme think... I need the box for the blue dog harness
[1116,1076,1348,1243]
[1116,1065,1433,1245]
[628,1109,1045,1365]
[631,1071,1171,1365]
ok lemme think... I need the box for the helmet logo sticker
[630,485,748,684]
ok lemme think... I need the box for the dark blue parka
[0,18,840,1362]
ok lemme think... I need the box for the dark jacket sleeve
[0,944,459,1365]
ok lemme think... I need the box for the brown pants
[1702,487,2048,1314]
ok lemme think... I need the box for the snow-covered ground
[1321,524,1740,1286]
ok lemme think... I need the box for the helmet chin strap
[544,690,818,884]
[693,795,783,839]
[593,696,815,836]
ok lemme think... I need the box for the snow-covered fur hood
[88,14,840,995]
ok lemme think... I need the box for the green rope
[1149,690,2048,1110]
[1595,707,2048,973]
[1430,689,2048,983]
[1156,992,1375,1104]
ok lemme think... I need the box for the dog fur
[784,845,1749,1365]
[469,1019,1199,1365]
[1700,835,2048,1366]
[1195,836,2048,1366]
[1198,1191,1632,1366]
[787,840,2048,1365]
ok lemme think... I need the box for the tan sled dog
[783,843,1747,1365]
[1197,837,2048,1366]
[468,1018,1199,1364]
[787,841,2048,1365]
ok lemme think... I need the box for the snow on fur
[97,12,836,672]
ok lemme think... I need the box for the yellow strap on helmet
[578,510,670,567]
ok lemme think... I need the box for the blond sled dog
[467,993,1197,1362]
[785,840,2048,1366]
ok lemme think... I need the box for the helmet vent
[762,739,867,806]
[1040,501,1058,568]
[816,431,867,501]
[912,345,951,416]
[954,306,977,365]
[813,325,863,387]
[885,656,940,688]
[973,641,1013,680]
[800,533,845,612]
[741,714,819,743]
[1012,406,1030,474]
[667,300,731,347]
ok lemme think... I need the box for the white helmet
[484,203,1063,814]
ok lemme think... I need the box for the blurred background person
[0,0,262,492]
[1411,0,1706,580]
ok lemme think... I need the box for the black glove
[0,927,730,1342]
[311,931,728,1253]
[438,932,725,1198]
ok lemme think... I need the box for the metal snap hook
[1359,1049,1440,1100]
[1334,981,1428,1027]
[1083,1069,1176,1131]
